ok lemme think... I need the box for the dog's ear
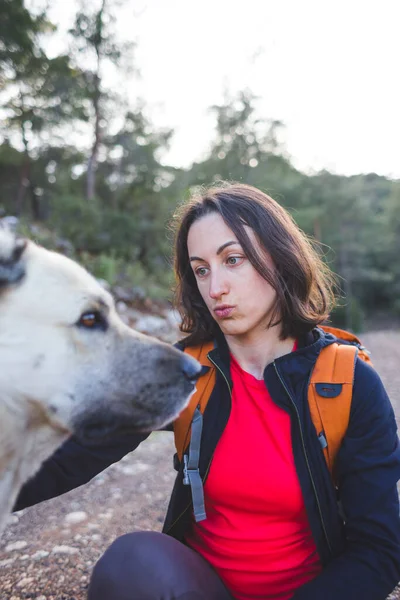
[0,226,27,288]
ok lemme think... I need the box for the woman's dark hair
[171,182,337,345]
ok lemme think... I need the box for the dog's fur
[0,226,200,536]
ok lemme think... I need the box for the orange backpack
[174,325,372,480]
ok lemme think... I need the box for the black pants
[88,531,234,600]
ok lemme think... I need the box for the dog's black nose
[181,355,202,382]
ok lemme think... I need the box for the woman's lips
[214,306,234,318]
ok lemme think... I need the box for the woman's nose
[209,271,229,299]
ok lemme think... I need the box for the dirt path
[1,331,399,600]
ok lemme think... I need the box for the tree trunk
[86,151,96,201]
[15,120,32,215]
[15,154,30,215]
[339,223,353,331]
[86,86,101,201]
[86,0,106,201]
[29,182,41,220]
[313,218,321,241]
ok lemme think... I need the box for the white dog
[0,226,200,536]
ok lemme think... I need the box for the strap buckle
[183,454,200,486]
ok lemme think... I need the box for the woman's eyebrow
[190,241,240,262]
[216,240,240,255]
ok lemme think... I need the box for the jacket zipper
[165,353,232,534]
[202,353,232,479]
[273,361,333,555]
[208,353,232,394]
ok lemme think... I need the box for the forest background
[1,0,400,333]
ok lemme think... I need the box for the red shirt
[185,346,322,599]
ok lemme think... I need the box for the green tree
[0,0,87,218]
[68,0,135,201]
[188,89,285,186]
[97,108,176,266]
[382,182,400,317]
[0,0,44,84]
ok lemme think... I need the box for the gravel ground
[0,330,399,600]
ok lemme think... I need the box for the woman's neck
[225,328,296,380]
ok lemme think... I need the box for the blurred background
[1,0,400,332]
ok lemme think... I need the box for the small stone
[5,540,28,552]
[134,315,167,335]
[0,557,16,567]
[98,511,113,520]
[51,545,79,555]
[64,511,88,525]
[32,550,49,560]
[118,462,150,476]
[16,576,34,587]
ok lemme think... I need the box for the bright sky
[43,0,400,178]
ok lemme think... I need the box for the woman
[14,183,400,600]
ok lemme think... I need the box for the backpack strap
[320,325,372,365]
[182,406,206,522]
[174,342,216,461]
[173,342,215,522]
[308,343,358,478]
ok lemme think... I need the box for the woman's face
[187,212,278,342]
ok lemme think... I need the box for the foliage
[68,0,136,200]
[0,2,399,325]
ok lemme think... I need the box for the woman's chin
[219,318,272,340]
[219,320,247,336]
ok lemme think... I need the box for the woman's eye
[227,256,242,266]
[195,267,208,278]
[77,311,107,331]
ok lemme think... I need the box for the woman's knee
[88,531,232,600]
[88,532,161,600]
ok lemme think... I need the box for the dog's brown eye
[81,314,97,327]
[77,311,107,331]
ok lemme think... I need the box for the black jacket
[15,328,400,600]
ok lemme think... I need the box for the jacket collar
[207,326,337,385]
